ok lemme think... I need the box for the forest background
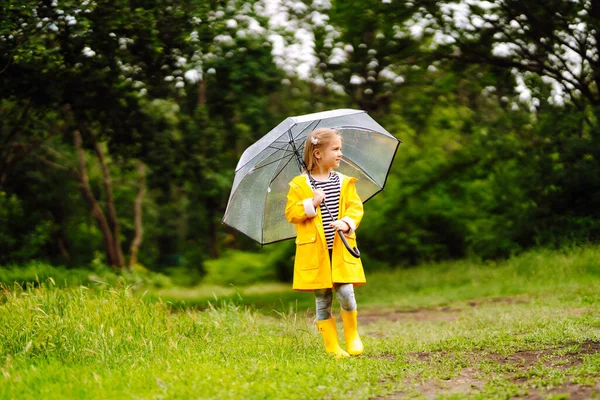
[1,0,598,287]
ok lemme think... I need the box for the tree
[174,0,285,256]
[0,0,194,267]
[271,0,428,114]
[1,0,290,268]
[420,0,597,126]
[420,0,600,244]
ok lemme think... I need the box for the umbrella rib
[252,154,293,172]
[261,121,318,241]
[269,149,297,184]
[336,125,401,142]
[379,136,401,194]
[234,124,298,173]
[262,139,298,242]
[293,119,320,141]
[267,145,295,152]
[271,139,294,145]
[235,118,320,174]
[340,157,382,188]
[286,128,303,172]
[279,119,318,174]
[336,125,380,132]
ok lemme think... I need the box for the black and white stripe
[313,172,341,250]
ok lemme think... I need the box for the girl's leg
[314,288,348,358]
[334,283,357,312]
[335,283,363,356]
[314,288,333,321]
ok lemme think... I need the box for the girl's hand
[330,220,350,233]
[312,189,326,208]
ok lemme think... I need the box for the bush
[163,266,205,287]
[0,261,92,287]
[0,261,173,289]
[0,192,52,265]
[203,243,295,286]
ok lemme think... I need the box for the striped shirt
[313,172,341,249]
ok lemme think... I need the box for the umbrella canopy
[223,109,400,244]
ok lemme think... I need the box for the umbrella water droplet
[267,187,271,193]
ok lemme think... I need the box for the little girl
[285,128,366,358]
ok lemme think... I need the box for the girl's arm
[285,183,317,224]
[341,180,363,235]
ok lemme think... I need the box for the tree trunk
[94,141,125,267]
[129,161,146,267]
[73,130,123,268]
[198,79,206,106]
[57,235,70,261]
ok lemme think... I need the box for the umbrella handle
[337,230,361,258]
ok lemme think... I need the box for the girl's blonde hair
[303,128,341,172]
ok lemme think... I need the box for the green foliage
[0,0,598,271]
[162,266,205,287]
[0,262,92,287]
[0,260,173,289]
[203,242,295,286]
[203,250,278,286]
[423,0,597,110]
[0,192,52,264]
[357,65,531,263]
[517,105,600,246]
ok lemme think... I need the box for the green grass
[1,245,600,399]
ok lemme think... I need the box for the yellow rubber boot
[341,310,363,356]
[316,318,350,359]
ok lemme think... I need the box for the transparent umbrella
[222,109,401,254]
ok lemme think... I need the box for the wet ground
[359,298,600,399]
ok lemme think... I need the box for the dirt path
[360,298,600,399]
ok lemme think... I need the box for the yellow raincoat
[285,172,366,291]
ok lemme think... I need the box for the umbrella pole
[288,135,360,258]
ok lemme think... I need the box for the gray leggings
[315,283,357,321]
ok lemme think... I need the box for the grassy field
[1,245,600,399]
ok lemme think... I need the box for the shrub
[0,261,173,289]
[0,192,52,265]
[0,261,92,287]
[203,247,288,286]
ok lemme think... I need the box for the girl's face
[315,136,343,171]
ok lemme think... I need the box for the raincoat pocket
[342,235,358,264]
[295,236,319,270]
